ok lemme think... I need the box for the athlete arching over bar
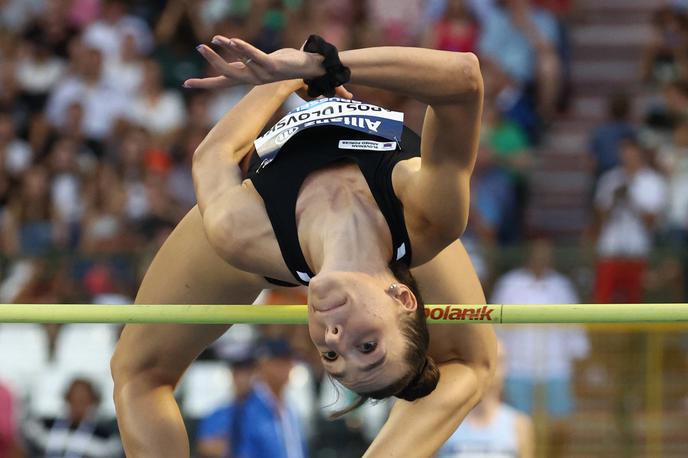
[111,34,497,457]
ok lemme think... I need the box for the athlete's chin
[308,272,351,303]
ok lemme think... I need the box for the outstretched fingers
[185,37,315,90]
[210,37,275,83]
[183,76,234,90]
[195,44,255,84]
[215,37,276,73]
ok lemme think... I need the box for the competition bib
[254,97,404,167]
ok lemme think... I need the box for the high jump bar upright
[0,303,687,324]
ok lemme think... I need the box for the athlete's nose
[324,325,342,346]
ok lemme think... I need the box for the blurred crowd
[0,0,573,306]
[1,0,686,457]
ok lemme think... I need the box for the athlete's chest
[226,161,427,284]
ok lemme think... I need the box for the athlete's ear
[392,284,417,312]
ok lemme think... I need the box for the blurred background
[0,0,687,456]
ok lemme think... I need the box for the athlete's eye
[359,341,377,354]
[322,350,338,361]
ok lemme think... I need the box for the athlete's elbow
[202,206,241,261]
[451,361,496,411]
[440,366,483,416]
[448,53,483,101]
[471,340,498,401]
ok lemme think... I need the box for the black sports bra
[246,99,421,287]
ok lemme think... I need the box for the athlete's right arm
[191,79,301,255]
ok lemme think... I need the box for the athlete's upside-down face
[307,271,417,393]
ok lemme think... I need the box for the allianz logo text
[424,305,494,321]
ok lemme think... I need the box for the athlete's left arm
[398,57,484,245]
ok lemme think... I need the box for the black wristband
[303,34,351,98]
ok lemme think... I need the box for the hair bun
[396,356,440,401]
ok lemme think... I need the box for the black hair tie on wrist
[303,34,351,98]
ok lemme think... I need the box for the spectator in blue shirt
[589,93,636,179]
[196,339,307,458]
[196,353,256,458]
[478,0,561,118]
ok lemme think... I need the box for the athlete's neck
[299,181,392,276]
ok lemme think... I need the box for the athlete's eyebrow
[330,354,386,380]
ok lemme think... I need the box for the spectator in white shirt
[491,238,589,457]
[23,378,123,458]
[104,31,146,97]
[593,136,667,303]
[438,342,535,458]
[81,0,153,61]
[45,45,130,142]
[130,60,187,141]
[15,40,66,112]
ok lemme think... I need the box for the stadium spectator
[196,339,307,458]
[642,6,688,84]
[656,117,688,299]
[167,127,205,211]
[156,0,247,48]
[0,110,33,178]
[15,39,66,114]
[0,0,43,33]
[130,59,187,142]
[491,238,589,456]
[112,127,153,224]
[2,165,64,256]
[367,0,425,45]
[593,137,668,303]
[658,117,688,237]
[437,343,535,458]
[23,378,122,457]
[646,79,688,134]
[423,0,479,53]
[45,44,130,144]
[48,138,86,239]
[80,164,131,255]
[588,93,636,180]
[104,31,146,97]
[284,0,356,50]
[0,380,21,458]
[22,1,79,59]
[466,146,515,246]
[483,103,533,242]
[0,62,30,132]
[66,0,102,31]
[478,0,561,118]
[81,0,153,61]
[185,92,214,131]
[196,353,257,458]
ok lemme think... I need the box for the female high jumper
[111,35,497,457]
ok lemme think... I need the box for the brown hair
[329,261,440,418]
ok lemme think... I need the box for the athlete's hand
[184,36,326,90]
